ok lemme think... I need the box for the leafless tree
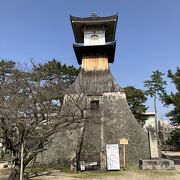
[0,60,82,179]
[0,60,104,179]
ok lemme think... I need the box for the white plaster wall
[84,30,105,45]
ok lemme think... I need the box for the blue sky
[0,0,179,120]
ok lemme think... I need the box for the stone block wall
[102,92,150,164]
[40,91,150,166]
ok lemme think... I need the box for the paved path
[0,174,8,180]
[0,162,9,180]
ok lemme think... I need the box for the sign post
[119,138,128,170]
[80,161,85,171]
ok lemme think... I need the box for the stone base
[139,159,175,170]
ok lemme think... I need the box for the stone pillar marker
[144,112,159,159]
[148,131,159,159]
[140,112,175,170]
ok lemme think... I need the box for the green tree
[144,70,167,133]
[164,67,180,125]
[124,86,148,126]
[166,128,180,150]
[31,59,79,102]
[32,59,79,85]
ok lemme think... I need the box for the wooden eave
[73,41,116,65]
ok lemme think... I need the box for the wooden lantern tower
[45,13,150,170]
[69,13,150,168]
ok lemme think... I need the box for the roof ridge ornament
[91,12,97,17]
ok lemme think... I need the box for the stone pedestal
[139,159,175,170]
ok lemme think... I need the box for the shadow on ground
[163,151,180,165]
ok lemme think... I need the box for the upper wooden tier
[70,14,118,43]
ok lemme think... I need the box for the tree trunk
[76,123,86,172]
[20,142,24,180]
[154,95,159,151]
[8,165,21,180]
[154,95,158,134]
[8,156,28,180]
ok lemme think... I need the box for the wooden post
[11,151,13,169]
[20,142,24,180]
[123,145,126,166]
[119,138,128,170]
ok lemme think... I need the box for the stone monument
[144,112,159,159]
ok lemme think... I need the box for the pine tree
[144,70,167,133]
[164,67,180,125]
[124,86,148,126]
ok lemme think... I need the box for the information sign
[106,144,120,170]
[119,138,129,145]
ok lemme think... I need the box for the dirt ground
[0,173,179,180]
[29,170,180,180]
[30,151,180,180]
[0,151,180,180]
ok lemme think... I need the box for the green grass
[25,166,50,174]
[0,152,12,161]
[66,165,178,179]
[65,166,132,179]
[69,170,126,179]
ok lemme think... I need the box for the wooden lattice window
[90,34,99,45]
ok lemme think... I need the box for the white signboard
[106,144,120,170]
[80,161,85,171]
